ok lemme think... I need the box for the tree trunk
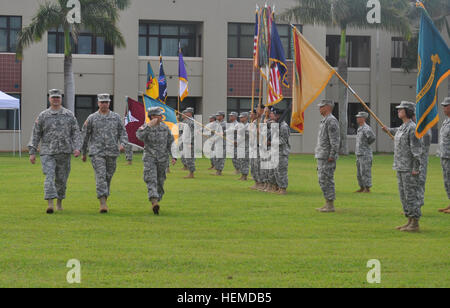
[338,28,349,155]
[64,55,75,112]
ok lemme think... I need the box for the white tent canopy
[0,90,21,157]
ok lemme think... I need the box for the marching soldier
[136,107,177,215]
[438,97,450,214]
[82,94,128,214]
[354,112,376,193]
[213,111,227,176]
[28,89,82,214]
[274,108,290,195]
[180,108,196,179]
[315,100,340,213]
[236,112,250,181]
[383,101,423,232]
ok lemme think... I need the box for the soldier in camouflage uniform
[249,110,262,190]
[354,112,376,193]
[258,107,272,191]
[179,108,196,179]
[125,143,133,165]
[213,111,227,176]
[206,115,217,170]
[264,109,278,193]
[315,100,340,213]
[82,94,128,214]
[228,112,240,175]
[274,109,290,195]
[438,98,450,214]
[383,101,423,232]
[28,89,82,214]
[136,107,177,215]
[236,112,250,181]
[417,125,431,207]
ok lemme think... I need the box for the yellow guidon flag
[291,26,336,134]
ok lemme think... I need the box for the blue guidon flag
[143,94,179,143]
[415,2,450,138]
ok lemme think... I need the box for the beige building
[0,0,448,153]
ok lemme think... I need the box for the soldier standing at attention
[354,112,376,193]
[82,94,128,214]
[236,112,250,181]
[180,108,196,179]
[228,112,240,175]
[213,111,227,176]
[383,101,423,232]
[28,89,82,214]
[315,100,340,213]
[438,98,450,214]
[206,115,217,170]
[273,109,290,195]
[136,107,177,215]
[249,110,262,190]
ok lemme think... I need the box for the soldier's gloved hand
[29,155,36,165]
[82,155,87,162]
[73,150,80,158]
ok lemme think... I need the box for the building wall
[0,0,448,154]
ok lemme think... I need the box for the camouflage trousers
[237,157,250,176]
[418,153,429,206]
[397,171,422,219]
[275,155,289,189]
[91,156,117,199]
[144,158,168,202]
[356,155,373,188]
[40,154,71,200]
[441,158,450,200]
[181,145,196,172]
[125,144,133,161]
[250,157,261,182]
[317,159,336,201]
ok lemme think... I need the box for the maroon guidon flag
[124,97,145,148]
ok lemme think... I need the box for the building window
[139,22,199,57]
[75,95,114,128]
[390,103,403,128]
[48,27,113,55]
[228,23,302,59]
[391,37,407,68]
[0,16,21,53]
[0,93,20,130]
[348,103,371,135]
[326,35,371,67]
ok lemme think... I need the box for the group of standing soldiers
[28,89,450,228]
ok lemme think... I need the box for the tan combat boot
[402,218,420,232]
[355,187,364,193]
[56,199,63,211]
[317,200,335,213]
[99,197,108,214]
[396,218,412,230]
[241,175,248,181]
[184,172,194,179]
[363,188,371,193]
[438,205,450,213]
[150,198,160,215]
[443,209,450,214]
[46,199,55,214]
[277,188,287,195]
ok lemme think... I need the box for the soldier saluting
[28,89,82,214]
[354,112,376,193]
[82,94,129,214]
[137,107,177,215]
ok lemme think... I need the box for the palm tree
[16,0,130,112]
[281,0,411,154]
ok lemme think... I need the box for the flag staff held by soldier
[28,89,82,214]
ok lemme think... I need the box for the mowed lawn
[0,153,448,288]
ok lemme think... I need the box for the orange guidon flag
[291,27,336,134]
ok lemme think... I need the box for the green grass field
[0,153,448,288]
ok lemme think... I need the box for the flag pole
[334,72,394,139]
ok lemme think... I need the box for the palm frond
[82,14,126,48]
[278,0,332,26]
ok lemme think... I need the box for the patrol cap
[48,89,62,98]
[239,112,249,118]
[441,97,450,106]
[318,99,335,107]
[216,111,225,117]
[148,107,162,116]
[184,107,194,114]
[356,111,369,118]
[97,93,111,102]
[396,101,415,112]
[229,111,238,117]
[209,115,216,120]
